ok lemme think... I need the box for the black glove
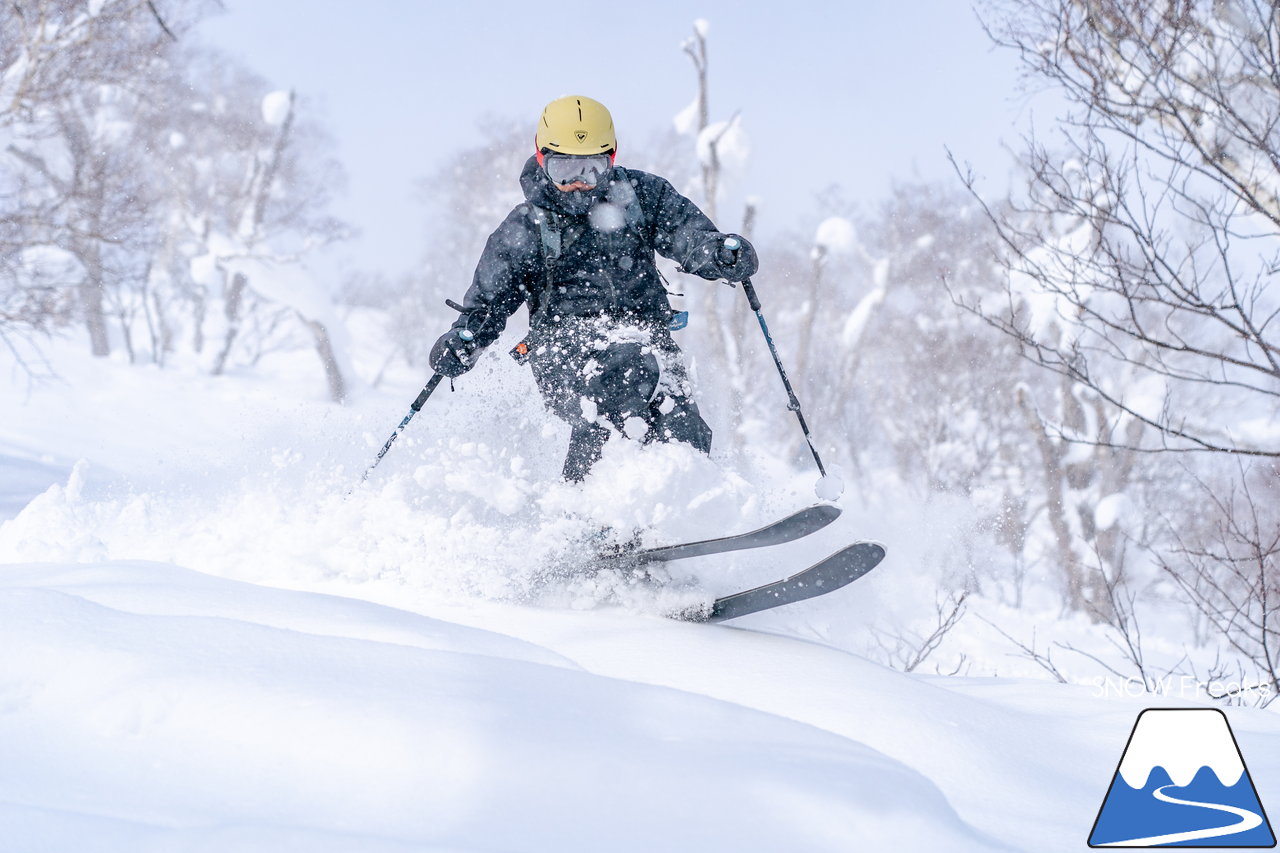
[430,329,479,378]
[682,232,760,282]
[712,233,759,282]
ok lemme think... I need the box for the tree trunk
[211,271,247,376]
[80,249,111,357]
[151,288,172,367]
[191,285,206,355]
[304,315,346,403]
[1017,385,1089,612]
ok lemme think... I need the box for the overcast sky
[198,1,1043,282]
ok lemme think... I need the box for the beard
[554,182,607,215]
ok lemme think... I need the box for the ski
[621,504,841,565]
[686,541,886,623]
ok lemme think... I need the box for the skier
[429,95,758,481]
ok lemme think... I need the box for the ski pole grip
[718,236,741,270]
[722,237,762,310]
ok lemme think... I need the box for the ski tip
[855,541,888,566]
[812,503,842,522]
[819,540,886,573]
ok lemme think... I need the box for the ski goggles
[542,152,613,187]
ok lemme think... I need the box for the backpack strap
[530,205,562,262]
[510,205,560,360]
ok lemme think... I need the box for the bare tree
[0,1,196,122]
[209,89,299,377]
[0,161,72,364]
[677,21,756,448]
[961,0,1280,637]
[1,0,213,357]
[139,52,351,398]
[967,0,1280,458]
[872,590,971,674]
[8,90,159,357]
[681,24,712,218]
[1163,463,1280,705]
[7,4,157,355]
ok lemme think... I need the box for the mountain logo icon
[1089,708,1276,847]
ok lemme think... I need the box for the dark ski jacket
[447,156,732,353]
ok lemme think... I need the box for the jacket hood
[520,154,611,216]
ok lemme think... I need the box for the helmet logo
[575,131,588,142]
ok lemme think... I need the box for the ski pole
[723,237,844,500]
[358,372,445,485]
[355,300,490,490]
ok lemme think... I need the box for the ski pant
[527,323,712,482]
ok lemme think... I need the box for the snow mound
[0,561,1008,853]
[673,93,701,135]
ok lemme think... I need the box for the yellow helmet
[535,95,617,156]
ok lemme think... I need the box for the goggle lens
[543,153,612,187]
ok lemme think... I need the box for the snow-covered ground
[3,330,1279,852]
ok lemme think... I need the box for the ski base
[679,541,886,623]
[625,504,841,565]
